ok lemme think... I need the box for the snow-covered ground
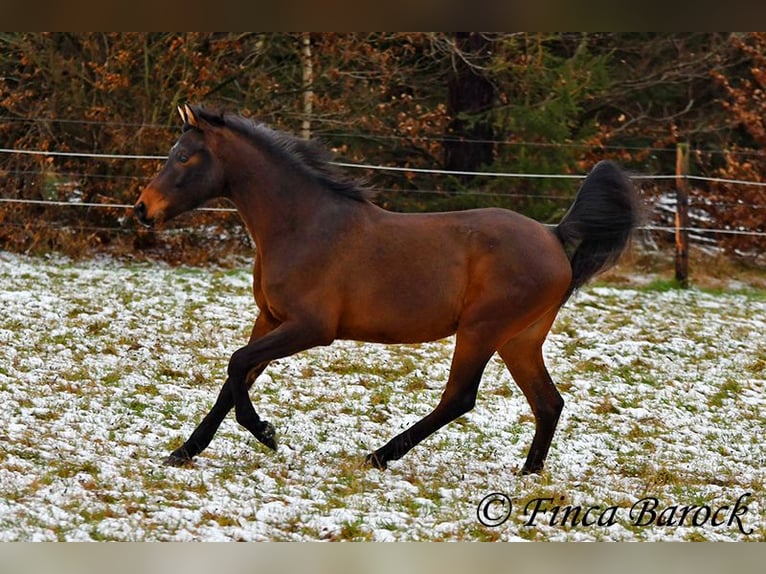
[0,252,763,541]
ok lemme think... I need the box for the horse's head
[134,104,225,227]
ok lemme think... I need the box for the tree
[707,32,766,257]
[443,33,495,180]
[0,33,763,262]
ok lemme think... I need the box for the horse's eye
[177,152,189,164]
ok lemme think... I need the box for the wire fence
[1,145,766,240]
[6,113,766,158]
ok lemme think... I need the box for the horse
[134,104,639,474]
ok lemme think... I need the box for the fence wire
[1,146,765,239]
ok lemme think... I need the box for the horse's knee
[227,347,250,381]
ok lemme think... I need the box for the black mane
[188,105,373,202]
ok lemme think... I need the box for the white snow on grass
[0,251,764,541]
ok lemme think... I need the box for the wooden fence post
[675,143,690,287]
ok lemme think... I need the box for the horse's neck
[227,167,340,252]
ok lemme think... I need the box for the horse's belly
[337,286,461,344]
[337,319,457,345]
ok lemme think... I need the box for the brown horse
[134,104,639,474]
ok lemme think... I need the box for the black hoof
[365,452,388,470]
[163,447,194,467]
[256,421,278,451]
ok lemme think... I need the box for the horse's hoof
[365,452,387,470]
[257,421,278,451]
[163,450,194,467]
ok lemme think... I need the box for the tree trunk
[444,32,495,182]
[300,32,313,140]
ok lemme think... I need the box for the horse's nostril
[134,201,153,227]
[134,201,146,219]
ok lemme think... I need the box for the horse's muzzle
[134,201,153,228]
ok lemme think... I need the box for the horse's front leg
[227,320,333,453]
[164,314,277,467]
[164,367,268,466]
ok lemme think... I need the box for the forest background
[0,32,764,266]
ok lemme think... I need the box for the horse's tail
[555,160,640,300]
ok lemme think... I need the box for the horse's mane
[187,106,373,202]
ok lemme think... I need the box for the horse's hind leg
[164,313,277,466]
[498,312,564,474]
[366,330,495,469]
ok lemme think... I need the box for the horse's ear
[177,104,199,129]
[183,104,198,128]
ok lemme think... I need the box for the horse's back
[330,205,571,345]
[385,206,570,290]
